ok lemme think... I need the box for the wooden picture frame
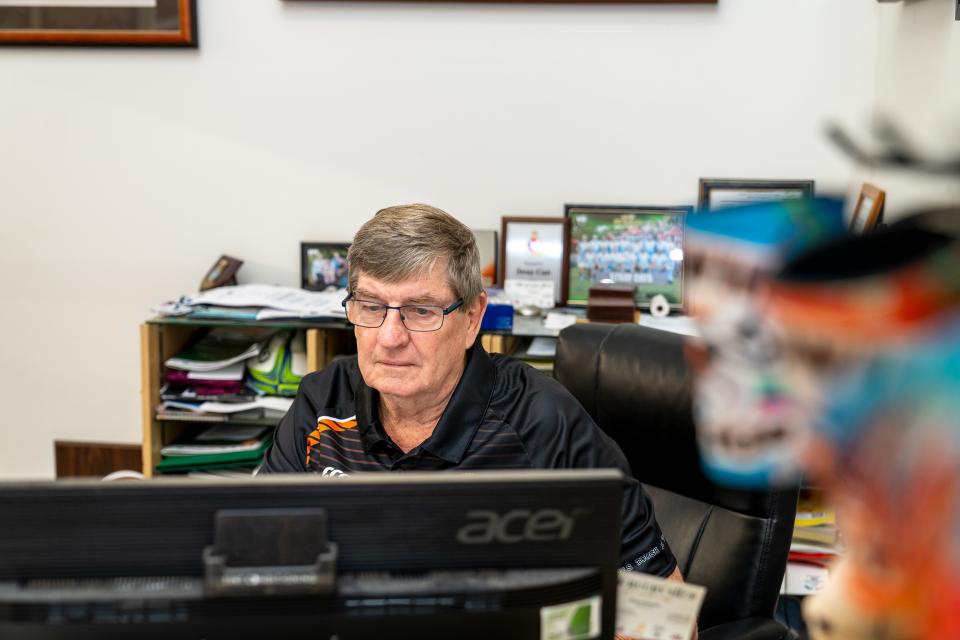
[499,217,569,307]
[565,204,690,310]
[850,183,885,233]
[199,255,242,291]
[301,242,351,292]
[0,0,197,46]
[698,178,815,212]
[285,0,714,3]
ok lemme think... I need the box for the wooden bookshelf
[140,314,570,476]
[139,318,356,477]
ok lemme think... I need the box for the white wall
[0,0,878,479]
[870,0,960,218]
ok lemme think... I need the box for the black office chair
[555,323,799,640]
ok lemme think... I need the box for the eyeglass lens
[346,301,446,331]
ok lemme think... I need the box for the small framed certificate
[500,217,569,307]
[698,178,814,212]
[850,182,885,233]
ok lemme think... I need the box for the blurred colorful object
[766,224,960,639]
[683,198,846,487]
[686,203,960,639]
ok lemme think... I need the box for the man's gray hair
[348,204,483,306]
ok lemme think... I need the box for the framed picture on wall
[850,183,885,233]
[283,0,716,3]
[698,179,814,212]
[0,0,198,46]
[565,204,691,310]
[301,242,351,291]
[500,217,569,307]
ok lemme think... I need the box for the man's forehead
[354,270,454,303]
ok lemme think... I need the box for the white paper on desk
[543,311,578,331]
[182,285,346,318]
[616,571,705,640]
[504,278,555,309]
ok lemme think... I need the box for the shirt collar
[355,341,496,463]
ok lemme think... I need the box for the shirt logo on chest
[305,415,358,466]
[321,466,351,479]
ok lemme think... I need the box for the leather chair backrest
[555,323,797,627]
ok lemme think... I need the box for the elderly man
[261,203,683,583]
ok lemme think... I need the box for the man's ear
[463,290,488,348]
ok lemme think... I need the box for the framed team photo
[301,242,350,291]
[565,205,691,310]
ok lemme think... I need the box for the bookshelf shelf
[139,317,537,476]
[139,320,357,477]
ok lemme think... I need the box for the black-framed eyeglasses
[341,294,464,332]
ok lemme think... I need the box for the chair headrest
[555,322,788,517]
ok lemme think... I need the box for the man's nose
[377,308,410,347]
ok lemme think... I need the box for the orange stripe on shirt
[304,415,358,465]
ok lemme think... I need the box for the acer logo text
[456,508,583,544]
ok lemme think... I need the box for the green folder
[155,437,272,473]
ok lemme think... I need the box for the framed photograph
[698,179,814,212]
[500,217,569,307]
[850,183,885,233]
[199,255,242,291]
[471,229,498,288]
[301,242,350,292]
[284,0,715,4]
[565,204,691,310]
[0,0,197,47]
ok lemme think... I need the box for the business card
[616,571,705,640]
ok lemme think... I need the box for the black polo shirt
[260,342,677,577]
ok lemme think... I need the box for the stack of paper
[154,284,347,321]
[157,397,293,424]
[160,327,278,412]
[164,327,276,372]
[792,489,839,548]
[782,488,842,596]
[156,424,273,474]
[160,397,294,415]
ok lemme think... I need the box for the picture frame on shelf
[850,183,885,233]
[500,217,569,307]
[199,255,243,292]
[565,204,691,311]
[471,229,499,288]
[0,0,198,47]
[698,178,814,212]
[301,242,350,292]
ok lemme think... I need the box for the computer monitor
[0,469,623,639]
